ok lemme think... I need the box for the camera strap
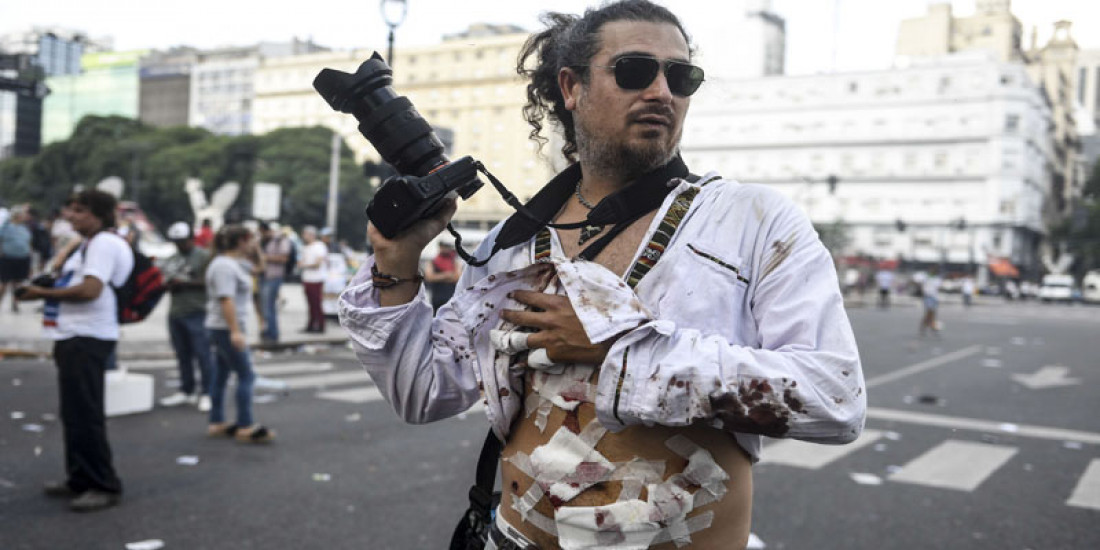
[475,156,690,260]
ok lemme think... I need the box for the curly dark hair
[67,189,117,229]
[516,0,693,163]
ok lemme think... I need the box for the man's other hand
[501,290,611,365]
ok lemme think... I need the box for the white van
[1038,273,1075,303]
[1083,270,1100,304]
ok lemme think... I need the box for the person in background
[158,222,214,411]
[919,266,943,337]
[0,206,33,313]
[423,240,462,312]
[961,275,975,308]
[16,190,133,512]
[875,266,895,309]
[259,222,291,344]
[193,219,214,249]
[26,207,53,272]
[244,223,267,339]
[298,226,328,333]
[204,224,274,443]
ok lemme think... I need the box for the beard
[574,110,680,182]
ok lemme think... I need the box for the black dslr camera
[313,52,483,239]
[13,273,56,299]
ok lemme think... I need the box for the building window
[1005,114,1020,133]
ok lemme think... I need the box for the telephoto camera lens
[313,52,448,177]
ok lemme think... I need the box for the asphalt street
[1,298,1098,549]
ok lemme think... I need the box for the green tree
[0,116,376,248]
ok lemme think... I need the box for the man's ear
[559,67,582,111]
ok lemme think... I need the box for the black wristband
[371,264,423,289]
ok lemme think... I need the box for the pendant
[578,224,604,246]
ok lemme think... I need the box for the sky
[2,0,1098,75]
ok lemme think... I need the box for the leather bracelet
[371,264,423,289]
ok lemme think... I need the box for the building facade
[680,54,1054,279]
[896,1,1081,218]
[0,27,109,158]
[42,50,144,144]
[140,48,199,128]
[723,0,785,79]
[252,25,558,227]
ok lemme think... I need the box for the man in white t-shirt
[15,190,134,512]
[297,225,329,333]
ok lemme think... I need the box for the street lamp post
[380,0,408,66]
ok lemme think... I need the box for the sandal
[207,423,239,438]
[235,425,276,444]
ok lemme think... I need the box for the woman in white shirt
[297,226,329,333]
[205,225,274,443]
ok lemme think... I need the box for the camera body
[313,52,483,239]
[13,273,55,299]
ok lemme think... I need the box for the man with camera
[16,189,133,512]
[337,1,864,548]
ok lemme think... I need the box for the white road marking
[122,359,178,370]
[279,371,373,390]
[761,429,883,469]
[1067,459,1100,511]
[1011,365,1081,389]
[888,440,1017,492]
[868,407,1100,445]
[865,345,983,388]
[317,386,385,403]
[253,362,334,376]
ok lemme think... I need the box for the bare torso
[498,208,753,549]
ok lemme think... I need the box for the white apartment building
[681,53,1055,277]
[252,26,558,227]
[189,47,259,136]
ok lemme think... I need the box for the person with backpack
[204,224,274,444]
[15,190,134,512]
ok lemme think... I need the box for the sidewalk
[0,282,347,360]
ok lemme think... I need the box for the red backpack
[83,234,167,324]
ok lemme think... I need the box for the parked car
[1038,274,1076,303]
[1082,270,1100,304]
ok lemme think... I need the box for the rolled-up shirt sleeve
[338,257,482,423]
[593,198,866,445]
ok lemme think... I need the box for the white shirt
[922,276,942,299]
[338,174,866,462]
[300,241,329,283]
[46,232,134,341]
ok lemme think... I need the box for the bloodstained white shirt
[338,174,866,462]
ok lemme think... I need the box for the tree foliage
[0,115,375,248]
[1054,160,1100,275]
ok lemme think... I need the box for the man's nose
[640,68,674,102]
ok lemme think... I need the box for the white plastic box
[105,367,154,417]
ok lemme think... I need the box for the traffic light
[895,219,907,232]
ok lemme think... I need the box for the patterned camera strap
[534,175,719,289]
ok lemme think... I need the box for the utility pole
[326,132,340,237]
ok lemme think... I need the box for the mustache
[629,105,675,123]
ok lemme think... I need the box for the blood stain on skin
[563,409,581,434]
[511,480,520,493]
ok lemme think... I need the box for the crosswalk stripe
[123,359,178,370]
[888,440,1017,492]
[1067,459,1100,511]
[278,371,372,390]
[761,429,884,469]
[253,362,334,376]
[317,386,385,403]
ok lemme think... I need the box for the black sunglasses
[579,56,705,97]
